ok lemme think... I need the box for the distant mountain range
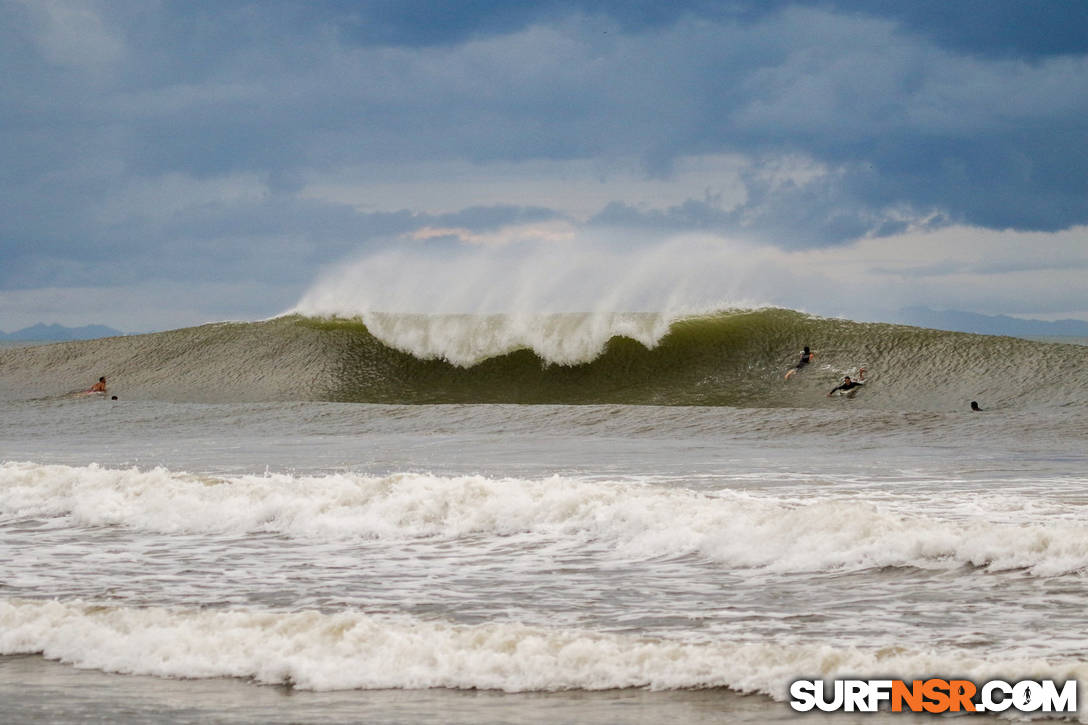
[0,323,125,342]
[894,307,1088,338]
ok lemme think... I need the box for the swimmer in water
[784,346,815,380]
[971,401,982,411]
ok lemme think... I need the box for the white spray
[290,233,775,365]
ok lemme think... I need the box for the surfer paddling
[784,346,815,380]
[827,368,865,397]
[85,376,107,394]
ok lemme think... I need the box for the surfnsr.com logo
[789,679,1077,714]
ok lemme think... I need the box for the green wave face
[1,309,1084,410]
[317,310,797,406]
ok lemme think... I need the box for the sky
[2,0,1087,332]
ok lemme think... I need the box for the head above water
[803,346,810,353]
[971,401,981,411]
[99,377,106,383]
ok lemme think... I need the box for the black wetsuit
[794,351,813,370]
[829,380,864,394]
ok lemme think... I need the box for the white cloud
[774,225,1088,319]
[20,0,124,68]
[410,220,577,246]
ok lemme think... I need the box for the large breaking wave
[0,308,1084,409]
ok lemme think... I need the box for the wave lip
[5,461,1088,576]
[3,598,1085,697]
[349,311,679,367]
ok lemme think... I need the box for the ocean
[1,309,1086,723]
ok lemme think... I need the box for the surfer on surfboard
[784,346,815,380]
[827,368,865,397]
[85,376,107,394]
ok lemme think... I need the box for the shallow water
[2,396,1086,722]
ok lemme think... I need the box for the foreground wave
[5,462,1088,576]
[2,598,1083,696]
[0,309,1084,409]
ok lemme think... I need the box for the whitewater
[1,305,1087,722]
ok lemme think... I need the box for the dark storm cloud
[0,182,558,289]
[2,0,1086,315]
[818,0,1088,59]
[151,3,1088,235]
[257,0,1088,59]
[590,181,893,249]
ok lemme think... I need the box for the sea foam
[4,461,1088,576]
[2,598,1083,697]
